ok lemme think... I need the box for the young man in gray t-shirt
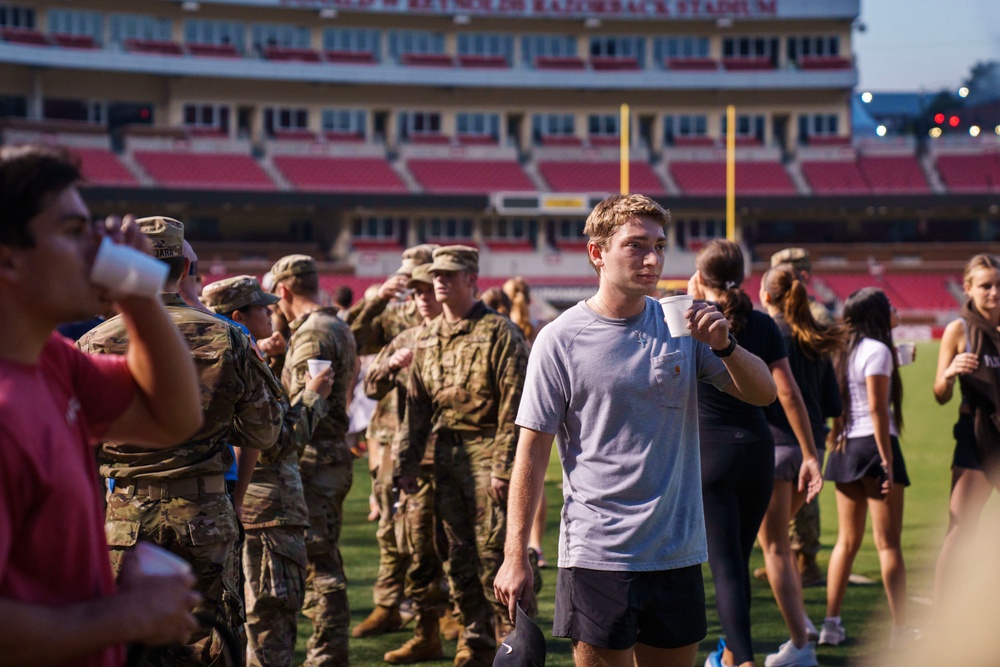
[494,194,776,667]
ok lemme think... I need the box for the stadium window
[0,4,35,29]
[398,111,442,139]
[521,34,577,66]
[47,9,102,44]
[388,30,446,60]
[43,98,105,124]
[323,28,379,55]
[654,36,709,65]
[109,14,172,46]
[723,35,776,60]
[0,95,27,118]
[321,109,366,137]
[263,106,309,135]
[184,19,245,52]
[353,216,396,240]
[721,113,764,140]
[183,103,230,133]
[588,114,619,137]
[456,112,499,138]
[556,218,586,241]
[589,36,645,66]
[457,32,513,61]
[788,35,841,64]
[251,23,310,53]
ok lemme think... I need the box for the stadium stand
[934,153,1000,192]
[262,46,321,63]
[75,148,139,187]
[881,273,961,311]
[800,159,871,194]
[857,155,930,193]
[133,150,275,190]
[186,43,241,58]
[407,159,534,194]
[123,39,183,56]
[533,56,586,70]
[669,161,796,195]
[666,57,718,71]
[538,160,664,193]
[49,34,98,49]
[0,27,48,47]
[272,155,408,193]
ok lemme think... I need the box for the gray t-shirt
[516,297,731,571]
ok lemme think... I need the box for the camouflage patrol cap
[395,243,439,276]
[202,275,280,314]
[429,245,478,273]
[406,264,434,288]
[770,247,811,272]
[270,254,317,284]
[136,216,184,260]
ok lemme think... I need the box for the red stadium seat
[538,160,663,193]
[50,34,97,49]
[407,159,535,194]
[0,27,49,47]
[590,57,640,71]
[534,56,585,70]
[400,53,454,67]
[881,274,959,311]
[272,155,408,193]
[798,56,852,70]
[800,160,871,195]
[858,155,930,194]
[457,55,509,68]
[666,57,718,71]
[186,43,240,58]
[324,50,377,64]
[669,161,795,195]
[74,148,138,187]
[935,154,1000,193]
[262,46,320,62]
[133,150,275,190]
[123,39,183,56]
[722,57,774,70]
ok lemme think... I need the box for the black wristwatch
[711,333,738,358]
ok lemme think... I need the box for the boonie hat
[406,264,434,288]
[493,602,545,667]
[270,254,317,284]
[395,244,439,276]
[136,216,184,260]
[429,245,479,273]
[202,275,280,314]
[770,247,811,272]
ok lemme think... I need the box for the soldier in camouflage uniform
[346,245,436,640]
[79,218,283,666]
[202,275,334,667]
[769,247,834,587]
[363,264,448,664]
[395,246,529,667]
[270,254,358,667]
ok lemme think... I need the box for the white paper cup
[896,341,916,366]
[89,236,168,298]
[134,541,192,577]
[307,359,332,377]
[660,295,694,337]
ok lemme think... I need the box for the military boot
[351,604,403,638]
[798,551,825,588]
[439,609,463,641]
[384,610,444,664]
[453,642,494,667]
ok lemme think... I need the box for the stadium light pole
[726,104,736,241]
[620,103,630,194]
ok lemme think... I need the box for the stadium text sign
[269,0,785,18]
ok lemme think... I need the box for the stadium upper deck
[0,0,995,289]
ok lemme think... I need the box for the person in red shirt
[0,145,206,666]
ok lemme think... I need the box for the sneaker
[818,619,846,646]
[804,616,819,642]
[889,625,922,648]
[704,639,726,667]
[764,640,818,667]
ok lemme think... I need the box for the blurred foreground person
[0,145,203,665]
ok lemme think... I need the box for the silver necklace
[591,294,647,348]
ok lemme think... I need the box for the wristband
[711,333,738,358]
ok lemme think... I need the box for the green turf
[293,341,969,665]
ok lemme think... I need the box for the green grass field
[293,341,987,665]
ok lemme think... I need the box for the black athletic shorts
[952,412,982,470]
[552,565,707,650]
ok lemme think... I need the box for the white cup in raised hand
[307,359,332,378]
[89,236,168,298]
[660,295,694,338]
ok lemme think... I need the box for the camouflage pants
[243,526,307,667]
[790,495,820,555]
[300,462,353,667]
[372,439,404,608]
[105,491,241,666]
[396,469,445,614]
[434,438,506,653]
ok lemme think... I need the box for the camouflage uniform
[81,302,281,667]
[365,321,443,619]
[395,249,528,658]
[275,255,357,667]
[202,275,325,667]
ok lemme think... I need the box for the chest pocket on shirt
[651,351,685,408]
